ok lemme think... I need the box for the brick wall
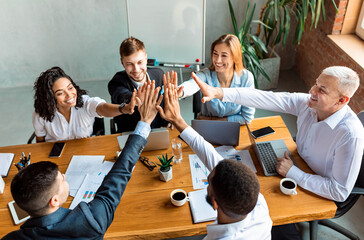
[294,0,364,113]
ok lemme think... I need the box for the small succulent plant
[156,154,173,172]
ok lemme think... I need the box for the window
[356,2,364,40]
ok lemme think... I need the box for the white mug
[280,178,297,195]
[170,189,190,206]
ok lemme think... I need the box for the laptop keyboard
[256,142,277,175]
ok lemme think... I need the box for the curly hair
[33,66,87,122]
[210,159,260,218]
[11,161,59,217]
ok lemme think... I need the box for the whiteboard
[126,0,205,65]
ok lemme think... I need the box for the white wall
[0,0,263,88]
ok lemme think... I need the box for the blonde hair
[208,34,244,75]
[322,66,360,98]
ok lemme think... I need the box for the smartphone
[8,200,30,225]
[252,126,275,139]
[49,142,66,158]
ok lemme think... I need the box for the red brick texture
[295,0,364,113]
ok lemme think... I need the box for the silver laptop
[117,128,170,152]
[245,122,295,176]
[191,120,240,146]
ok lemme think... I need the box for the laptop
[191,120,240,146]
[117,128,170,152]
[245,122,295,176]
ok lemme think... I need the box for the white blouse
[33,95,105,142]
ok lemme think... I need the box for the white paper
[189,154,210,190]
[69,174,103,209]
[65,155,105,197]
[0,153,14,177]
[188,188,217,223]
[216,146,256,172]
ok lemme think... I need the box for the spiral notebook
[0,153,14,177]
[188,188,217,223]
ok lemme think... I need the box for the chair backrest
[358,110,364,126]
[92,117,105,136]
[193,90,202,119]
[356,111,364,188]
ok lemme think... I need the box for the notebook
[117,127,170,152]
[188,188,217,223]
[191,120,240,146]
[246,122,295,176]
[0,153,14,177]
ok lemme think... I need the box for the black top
[108,68,168,133]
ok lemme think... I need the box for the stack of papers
[189,146,256,190]
[65,155,114,209]
[0,153,14,177]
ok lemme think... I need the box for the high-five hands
[137,80,163,125]
[157,77,188,132]
[163,70,184,98]
[191,72,224,103]
[121,89,137,115]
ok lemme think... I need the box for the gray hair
[322,66,360,98]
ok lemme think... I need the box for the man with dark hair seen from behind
[108,36,168,133]
[2,81,162,239]
[157,74,272,239]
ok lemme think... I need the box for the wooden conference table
[0,116,336,239]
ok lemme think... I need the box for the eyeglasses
[139,156,156,171]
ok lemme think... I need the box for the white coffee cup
[280,178,297,195]
[170,189,189,206]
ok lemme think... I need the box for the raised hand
[136,81,163,125]
[121,89,137,114]
[137,79,153,105]
[163,70,184,98]
[157,82,188,132]
[191,72,223,103]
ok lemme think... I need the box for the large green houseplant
[228,0,271,88]
[257,0,338,53]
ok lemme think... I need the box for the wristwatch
[118,102,126,114]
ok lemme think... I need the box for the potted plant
[157,154,173,182]
[228,0,274,89]
[228,0,338,89]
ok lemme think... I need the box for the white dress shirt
[223,88,364,202]
[33,95,106,142]
[180,126,272,239]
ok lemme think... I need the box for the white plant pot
[159,167,172,182]
[257,50,281,90]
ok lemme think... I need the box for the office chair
[193,90,202,119]
[309,111,364,240]
[27,117,105,144]
[110,118,117,134]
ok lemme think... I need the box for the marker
[160,63,174,67]
[160,86,164,95]
[174,64,193,68]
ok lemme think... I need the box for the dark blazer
[2,134,147,240]
[108,68,168,133]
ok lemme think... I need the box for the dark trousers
[272,223,303,240]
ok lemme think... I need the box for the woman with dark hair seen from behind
[33,66,137,142]
[177,34,255,124]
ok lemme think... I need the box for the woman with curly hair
[33,66,136,142]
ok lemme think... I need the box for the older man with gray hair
[193,66,362,202]
[191,66,363,239]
